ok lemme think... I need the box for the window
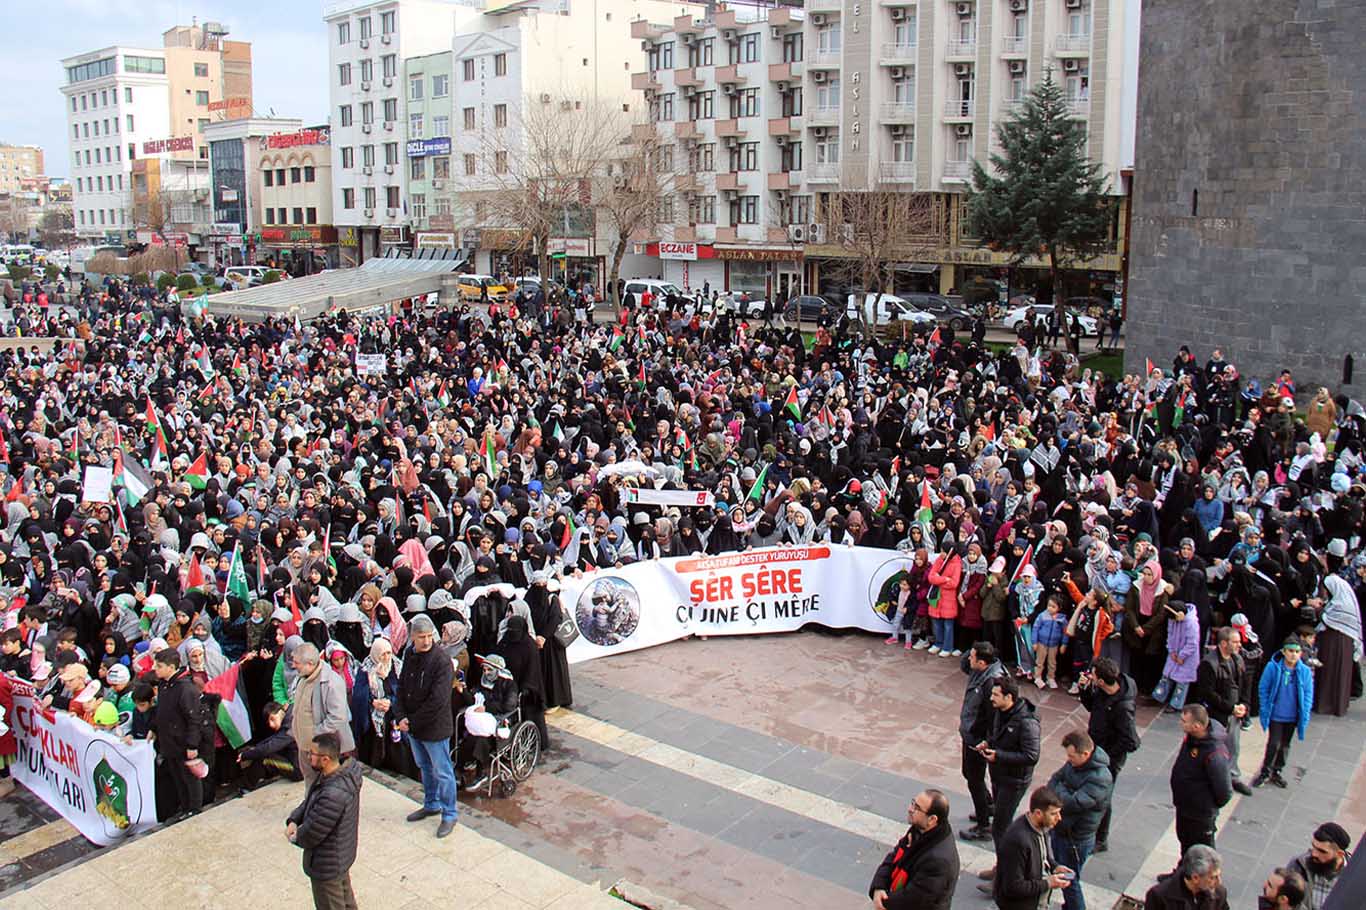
[384,143,398,165]
[101,90,108,105]
[382,55,396,78]
[656,195,674,224]
[409,113,424,137]
[381,10,395,33]
[659,42,674,69]
[360,59,373,83]
[494,54,507,76]
[78,210,84,225]
[383,98,397,122]
[688,38,714,68]
[432,73,448,97]
[76,177,82,192]
[656,145,675,172]
[688,195,715,225]
[733,88,760,118]
[463,107,475,130]
[93,120,100,137]
[462,59,475,81]
[83,123,89,139]
[494,104,507,128]
[739,33,760,63]
[292,207,304,224]
[690,143,715,173]
[788,195,811,226]
[659,92,675,122]
[782,86,803,117]
[494,150,508,174]
[781,140,803,172]
[386,186,400,208]
[264,207,274,225]
[432,156,449,179]
[70,97,77,112]
[125,87,132,103]
[126,143,134,160]
[781,32,803,63]
[340,105,353,127]
[342,187,355,209]
[338,63,351,86]
[730,141,759,171]
[894,11,918,47]
[891,132,914,164]
[194,62,209,78]
[815,132,840,164]
[80,94,87,111]
[290,167,302,183]
[359,17,372,39]
[306,207,317,224]
[816,24,841,54]
[337,21,350,44]
[341,147,354,168]
[954,136,971,163]
[276,168,286,185]
[730,195,759,224]
[94,148,100,163]
[364,187,376,209]
[124,55,166,74]
[409,77,423,100]
[362,145,375,167]
[1009,76,1026,101]
[411,193,426,220]
[688,91,714,121]
[815,77,840,110]
[305,165,316,182]
[361,101,374,124]
[264,169,274,187]
[96,176,103,191]
[893,75,916,105]
[434,196,451,216]
[98,210,105,225]
[195,91,209,105]
[464,154,476,175]
[126,114,134,131]
[433,114,449,136]
[73,125,79,140]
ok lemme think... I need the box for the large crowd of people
[0,273,1361,909]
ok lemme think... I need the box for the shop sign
[263,128,330,149]
[208,97,251,112]
[428,213,455,230]
[405,137,452,157]
[260,226,338,244]
[142,136,194,155]
[340,228,358,248]
[212,222,240,235]
[380,226,407,245]
[713,247,798,262]
[658,241,698,261]
[547,238,592,257]
[220,188,240,203]
[416,232,457,249]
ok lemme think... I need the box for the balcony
[807,162,839,182]
[673,14,702,36]
[1001,97,1026,114]
[715,64,746,86]
[879,102,916,122]
[674,67,702,87]
[715,118,745,138]
[631,71,659,91]
[880,42,918,64]
[943,98,975,120]
[768,116,800,136]
[675,120,700,140]
[674,172,698,193]
[879,162,916,183]
[946,39,977,59]
[1055,33,1092,55]
[672,225,697,243]
[809,49,841,68]
[768,7,795,26]
[808,105,840,126]
[716,172,742,192]
[1001,36,1028,56]
[943,159,972,181]
[631,122,658,142]
[713,8,737,29]
[631,18,667,40]
[769,171,799,191]
[770,62,794,83]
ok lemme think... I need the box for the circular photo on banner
[867,555,918,624]
[575,576,641,647]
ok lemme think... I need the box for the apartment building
[202,116,304,267]
[630,0,1136,300]
[0,146,45,194]
[61,22,254,244]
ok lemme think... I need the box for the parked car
[181,262,214,279]
[1003,303,1100,336]
[720,292,768,317]
[847,293,938,328]
[782,294,837,324]
[901,293,975,331]
[620,278,685,308]
[1064,296,1111,318]
[224,265,273,287]
[455,274,511,304]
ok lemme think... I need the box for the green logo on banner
[93,757,131,830]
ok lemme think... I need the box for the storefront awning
[892,262,940,274]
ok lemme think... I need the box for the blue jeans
[1051,832,1094,910]
[932,617,955,651]
[409,736,458,822]
[1152,677,1190,709]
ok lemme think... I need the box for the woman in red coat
[957,542,989,653]
[0,672,18,798]
[927,547,963,657]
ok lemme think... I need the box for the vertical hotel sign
[843,0,871,184]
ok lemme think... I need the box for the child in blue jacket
[1031,596,1069,689]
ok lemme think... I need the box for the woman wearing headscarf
[496,614,548,749]
[1123,561,1171,693]
[350,636,419,779]
[525,571,572,709]
[1314,575,1363,716]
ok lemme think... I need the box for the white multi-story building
[630,0,1137,301]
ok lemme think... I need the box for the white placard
[355,354,388,376]
[81,466,114,503]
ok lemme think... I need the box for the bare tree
[597,122,675,307]
[129,182,194,270]
[39,208,76,251]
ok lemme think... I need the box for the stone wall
[1125,0,1366,395]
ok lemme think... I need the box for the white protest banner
[8,682,158,845]
[621,487,716,508]
[560,545,916,663]
[81,465,114,504]
[355,353,388,376]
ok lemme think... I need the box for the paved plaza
[2,630,1363,908]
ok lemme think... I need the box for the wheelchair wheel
[509,721,540,781]
[500,778,517,797]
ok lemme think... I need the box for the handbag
[553,614,580,648]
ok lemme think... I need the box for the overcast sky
[2,0,329,178]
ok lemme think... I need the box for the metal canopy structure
[206,251,467,321]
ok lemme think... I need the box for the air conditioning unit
[1010,0,1028,11]
[955,123,973,137]
[641,40,651,51]
[361,81,371,92]
[810,14,825,26]
[364,208,375,217]
[432,180,444,189]
[812,127,827,140]
[954,63,973,77]
[890,125,907,139]
[362,123,372,134]
[540,92,552,103]
[383,121,394,131]
[387,207,399,217]
[809,223,826,243]
[774,188,788,201]
[891,66,906,80]
[381,33,391,44]
[1066,0,1082,7]
[787,223,806,242]
[722,83,737,95]
[890,8,906,21]
[777,80,789,92]
[1063,58,1081,72]
[363,166,374,175]
[383,164,394,174]
[359,38,370,49]
[722,188,738,199]
[682,33,695,45]
[683,84,697,96]
[1009,60,1027,74]
[813,70,827,84]
[382,77,393,87]
[724,135,739,148]
[956,2,974,17]
[770,26,783,40]
[722,29,736,42]
[775,135,788,147]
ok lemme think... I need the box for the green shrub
[156,273,176,291]
[7,265,31,282]
[175,273,198,292]
[131,272,150,287]
[44,264,59,281]
[263,270,282,284]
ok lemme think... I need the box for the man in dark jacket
[959,642,1004,842]
[993,786,1073,910]
[392,614,458,837]
[1078,657,1141,852]
[1192,628,1253,795]
[1169,705,1233,857]
[981,675,1042,857]
[153,648,207,821]
[868,789,960,910]
[1143,844,1229,910]
[287,732,362,910]
[1047,731,1113,910]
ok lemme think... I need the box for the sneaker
[951,649,963,657]
[1270,772,1288,789]
[913,640,930,650]
[928,645,941,655]
[1232,778,1253,796]
[1047,679,1059,689]
[1252,771,1270,788]
[1067,683,1081,695]
[960,826,993,842]
[939,649,953,658]
[1241,717,1253,730]
[406,808,440,822]
[884,636,900,645]
[1033,676,1044,688]
[904,642,915,651]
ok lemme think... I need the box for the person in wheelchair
[456,654,518,787]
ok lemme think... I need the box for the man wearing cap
[392,613,458,837]
[1286,822,1353,910]
[1254,638,1314,789]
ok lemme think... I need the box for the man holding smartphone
[993,786,1073,910]
[977,675,1041,892]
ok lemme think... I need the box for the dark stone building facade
[1125,0,1366,394]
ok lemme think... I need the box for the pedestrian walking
[1286,822,1352,910]
[867,789,959,910]
[1253,638,1314,788]
[152,648,208,823]
[959,642,1004,843]
[1078,657,1140,853]
[976,675,1041,890]
[1142,845,1229,910]
[1192,628,1254,795]
[392,614,458,837]
[290,642,355,786]
[991,786,1073,910]
[286,732,363,910]
[1169,705,1233,856]
[1046,731,1113,910]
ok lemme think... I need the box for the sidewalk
[2,770,627,910]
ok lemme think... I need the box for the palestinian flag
[257,547,268,594]
[0,430,8,464]
[114,450,153,507]
[436,381,450,408]
[873,488,890,515]
[226,542,251,606]
[746,465,768,502]
[145,396,168,466]
[288,586,303,625]
[676,427,691,450]
[185,452,209,490]
[1009,544,1036,585]
[782,385,801,420]
[609,326,624,352]
[1145,358,1155,376]
[69,427,79,461]
[323,526,336,574]
[203,661,251,749]
[113,497,128,535]
[560,511,576,549]
[916,481,934,530]
[484,434,498,478]
[637,361,647,388]
[551,421,565,442]
[184,551,206,590]
[1173,390,1188,429]
[231,351,244,376]
[928,326,942,346]
[817,404,835,427]
[5,475,23,503]
[175,325,185,345]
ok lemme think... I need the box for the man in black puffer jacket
[868,789,960,910]
[392,614,458,837]
[1078,657,1140,852]
[287,732,362,910]
[982,675,1042,855]
[960,642,1005,842]
[1169,705,1233,857]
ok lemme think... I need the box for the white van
[620,278,685,309]
[224,265,273,287]
[846,292,938,328]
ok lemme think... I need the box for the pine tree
[966,70,1112,353]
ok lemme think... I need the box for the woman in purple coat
[1152,601,1201,710]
